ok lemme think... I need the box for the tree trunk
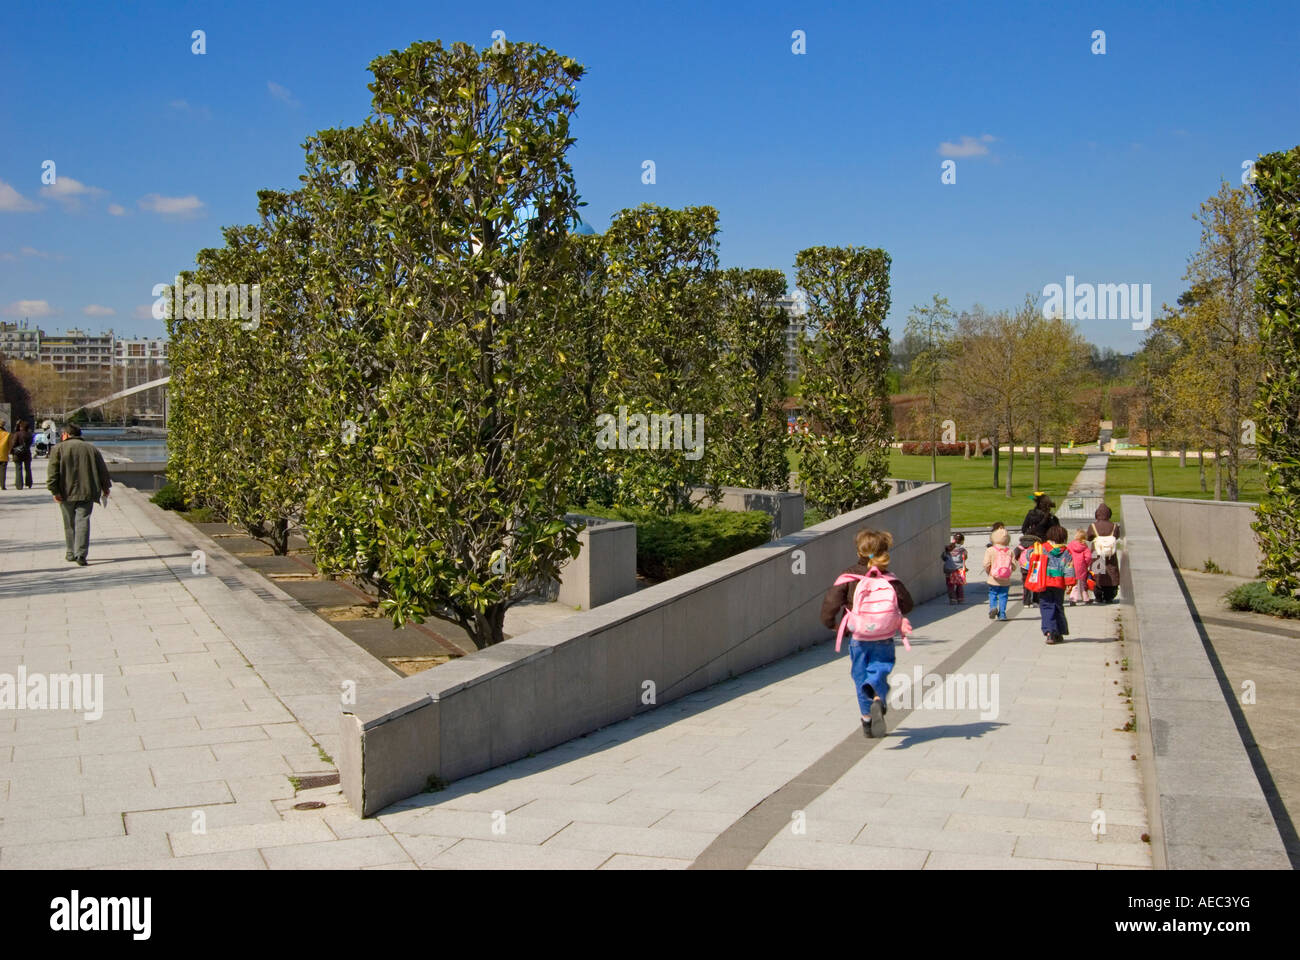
[471,603,509,649]
[1006,432,1015,498]
[1052,439,1059,467]
[1146,439,1155,497]
[1179,444,1186,469]
[1198,448,1206,491]
[992,428,1000,488]
[930,416,937,482]
[1214,452,1222,501]
[1033,426,1041,491]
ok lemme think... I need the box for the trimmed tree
[793,246,893,515]
[711,267,790,491]
[595,204,723,512]
[299,39,587,648]
[1251,145,1300,595]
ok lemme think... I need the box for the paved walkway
[0,460,1148,868]
[1058,453,1109,525]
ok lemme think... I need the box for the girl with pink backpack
[819,528,915,739]
[982,525,1014,620]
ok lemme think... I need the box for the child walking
[942,533,968,604]
[983,526,1014,620]
[1037,525,1071,644]
[1065,529,1093,606]
[820,529,915,739]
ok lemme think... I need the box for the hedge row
[898,441,988,456]
[579,504,772,580]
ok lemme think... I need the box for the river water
[74,428,167,463]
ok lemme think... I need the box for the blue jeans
[987,584,1009,617]
[848,640,896,715]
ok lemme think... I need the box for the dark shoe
[988,609,998,620]
[65,556,76,563]
[75,558,87,566]
[869,698,886,738]
[862,718,872,739]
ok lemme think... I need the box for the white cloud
[2,299,56,318]
[19,246,53,259]
[0,179,40,212]
[268,81,300,107]
[139,193,205,217]
[0,252,15,261]
[83,304,115,316]
[40,176,108,211]
[107,203,126,216]
[938,134,997,158]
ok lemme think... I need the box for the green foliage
[1251,145,1300,596]
[580,504,771,580]
[1225,580,1300,619]
[150,481,188,511]
[710,268,790,491]
[594,204,723,512]
[793,246,893,515]
[297,40,586,648]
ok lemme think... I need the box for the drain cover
[293,801,327,811]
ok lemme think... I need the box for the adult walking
[0,420,11,490]
[10,420,34,490]
[1087,503,1122,604]
[46,424,112,566]
[1018,492,1058,607]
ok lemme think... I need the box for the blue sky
[2,0,1297,351]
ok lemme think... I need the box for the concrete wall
[692,486,805,539]
[106,461,168,492]
[556,514,638,610]
[341,482,951,815]
[1119,495,1289,868]
[1143,497,1262,578]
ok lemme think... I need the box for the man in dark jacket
[47,424,112,565]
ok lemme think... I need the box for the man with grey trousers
[46,424,112,566]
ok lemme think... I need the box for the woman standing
[1018,492,1058,607]
[1087,503,1122,603]
[10,420,33,490]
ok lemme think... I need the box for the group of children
[821,495,1122,737]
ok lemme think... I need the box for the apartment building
[0,321,40,363]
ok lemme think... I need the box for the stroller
[33,431,51,457]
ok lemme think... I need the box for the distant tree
[903,294,956,482]
[0,356,34,426]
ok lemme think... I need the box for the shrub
[1224,581,1300,619]
[151,481,188,511]
[580,505,772,580]
[899,441,987,456]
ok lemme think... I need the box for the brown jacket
[820,564,914,629]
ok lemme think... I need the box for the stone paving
[0,459,1149,869]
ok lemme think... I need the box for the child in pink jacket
[1066,529,1093,606]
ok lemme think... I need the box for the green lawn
[887,451,1088,528]
[1102,456,1266,525]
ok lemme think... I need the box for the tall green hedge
[1251,145,1300,596]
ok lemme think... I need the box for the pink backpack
[833,569,913,652]
[991,546,1013,579]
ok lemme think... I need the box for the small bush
[151,481,188,511]
[1224,581,1300,619]
[804,506,829,527]
[580,505,772,580]
[183,506,218,523]
[899,440,989,456]
[1203,558,1225,574]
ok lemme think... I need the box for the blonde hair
[855,528,892,570]
[1073,528,1088,542]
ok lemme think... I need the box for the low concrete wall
[106,461,168,492]
[556,514,637,610]
[1119,494,1289,868]
[692,486,805,539]
[1143,497,1262,578]
[341,482,951,815]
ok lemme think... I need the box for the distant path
[1058,453,1109,526]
